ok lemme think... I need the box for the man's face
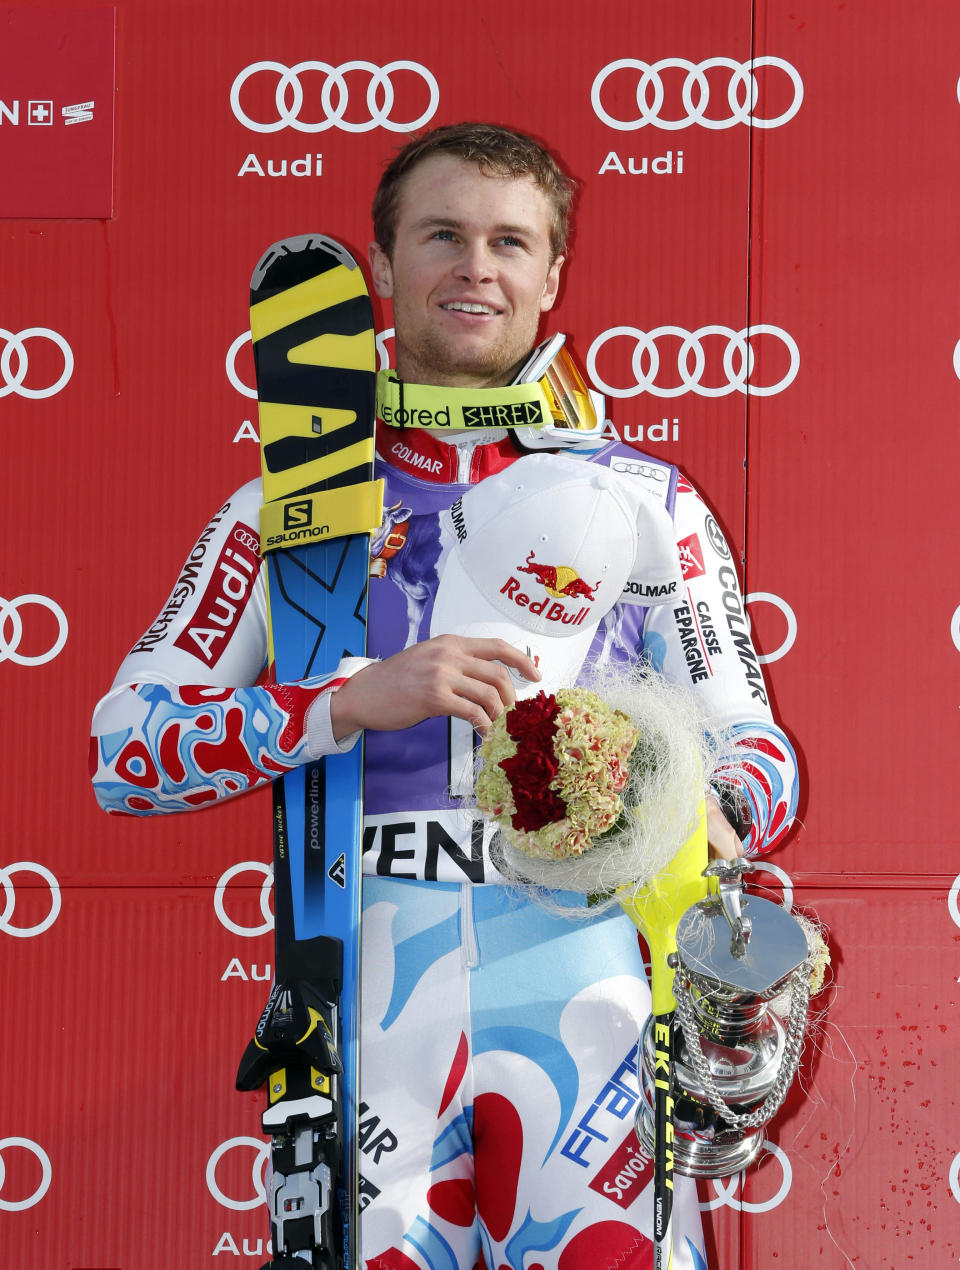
[368,154,563,388]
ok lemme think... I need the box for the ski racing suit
[91,422,799,1270]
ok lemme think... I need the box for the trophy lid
[676,895,809,997]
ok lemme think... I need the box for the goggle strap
[376,371,552,430]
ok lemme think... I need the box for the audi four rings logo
[0,595,69,666]
[700,1140,792,1212]
[0,863,62,937]
[230,60,439,133]
[587,326,799,398]
[591,57,803,130]
[0,328,74,398]
[206,1137,269,1210]
[214,861,274,937]
[0,1138,52,1211]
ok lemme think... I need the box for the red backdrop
[2,2,958,1266]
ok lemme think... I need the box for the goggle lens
[540,347,598,432]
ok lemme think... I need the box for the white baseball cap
[429,453,683,695]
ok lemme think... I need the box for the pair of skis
[236,236,381,1270]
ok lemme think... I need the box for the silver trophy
[636,859,813,1177]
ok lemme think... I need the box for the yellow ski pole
[619,802,709,1270]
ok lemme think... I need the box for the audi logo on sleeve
[172,524,262,668]
[586,325,799,398]
[591,57,803,130]
[0,327,73,398]
[230,60,439,133]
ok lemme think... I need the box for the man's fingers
[449,699,495,735]
[705,796,744,860]
[329,635,545,738]
[449,673,510,732]
[462,654,519,708]
[460,637,542,684]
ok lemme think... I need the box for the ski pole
[619,803,709,1270]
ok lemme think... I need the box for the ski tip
[251,235,360,292]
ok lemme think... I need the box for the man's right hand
[329,635,541,740]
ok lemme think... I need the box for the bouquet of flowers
[476,688,640,860]
[475,667,733,911]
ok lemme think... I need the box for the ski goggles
[517,335,602,435]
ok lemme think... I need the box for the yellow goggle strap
[376,371,551,430]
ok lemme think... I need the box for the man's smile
[439,301,502,315]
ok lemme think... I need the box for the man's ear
[539,254,564,312]
[368,242,394,299]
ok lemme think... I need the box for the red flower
[504,692,558,746]
[500,750,566,832]
[498,692,566,832]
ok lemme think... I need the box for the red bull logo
[517,551,600,601]
[499,551,597,628]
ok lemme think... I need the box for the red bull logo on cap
[499,551,597,628]
[517,551,600,601]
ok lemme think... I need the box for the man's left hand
[706,791,745,860]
